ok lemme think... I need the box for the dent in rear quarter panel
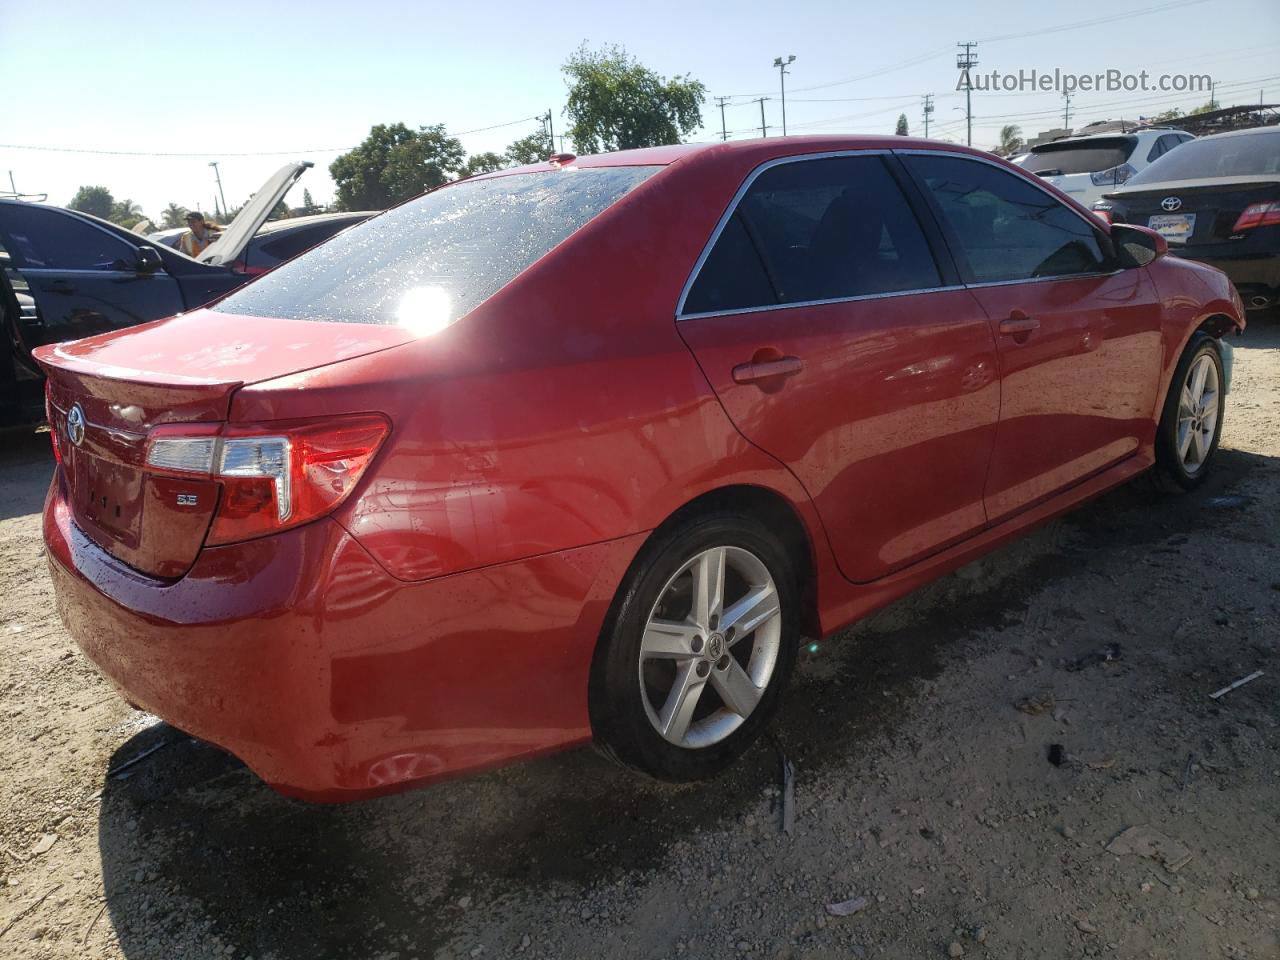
[1144,257,1245,417]
[229,152,842,591]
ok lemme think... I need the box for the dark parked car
[0,163,314,426]
[1093,127,1280,313]
[147,210,373,275]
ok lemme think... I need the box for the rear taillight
[1090,163,1136,187]
[44,381,61,466]
[1232,202,1280,232]
[144,415,389,545]
[1093,207,1113,224]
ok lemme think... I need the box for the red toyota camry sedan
[37,137,1244,801]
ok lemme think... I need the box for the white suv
[1020,129,1194,208]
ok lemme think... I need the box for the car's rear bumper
[1172,249,1280,310]
[43,472,645,801]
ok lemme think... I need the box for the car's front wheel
[590,512,800,781]
[1152,332,1225,492]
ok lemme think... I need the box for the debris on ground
[1061,643,1122,672]
[29,833,57,856]
[825,895,870,917]
[1047,744,1068,767]
[1013,692,1055,715]
[1209,670,1264,700]
[1105,825,1194,872]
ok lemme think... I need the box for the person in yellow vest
[178,211,220,258]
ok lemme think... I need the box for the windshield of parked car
[1125,131,1280,184]
[213,166,659,330]
[1021,136,1137,175]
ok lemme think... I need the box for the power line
[975,0,1209,44]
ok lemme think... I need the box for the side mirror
[1111,224,1168,268]
[135,245,163,273]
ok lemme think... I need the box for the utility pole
[773,55,796,136]
[922,93,935,138]
[956,42,978,147]
[715,96,731,141]
[208,161,227,218]
[1209,80,1216,110]
[1062,91,1073,131]
[543,110,555,151]
[754,97,771,137]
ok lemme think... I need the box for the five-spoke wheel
[590,511,799,781]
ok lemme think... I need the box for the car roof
[1192,125,1280,141]
[486,135,997,178]
[254,211,374,235]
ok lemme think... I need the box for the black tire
[1151,332,1225,493]
[589,511,800,782]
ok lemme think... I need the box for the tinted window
[215,167,658,327]
[684,155,940,314]
[0,204,135,271]
[1126,131,1280,184]
[907,154,1111,283]
[1022,136,1137,175]
[683,212,776,314]
[256,223,342,264]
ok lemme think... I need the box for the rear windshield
[1126,131,1280,184]
[1021,137,1137,175]
[213,166,659,328]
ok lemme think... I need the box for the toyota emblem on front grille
[66,404,86,447]
[1161,196,1182,211]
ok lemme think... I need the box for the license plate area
[1148,213,1196,244]
[74,451,143,548]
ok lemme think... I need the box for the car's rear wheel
[1152,332,1225,492]
[590,512,800,781]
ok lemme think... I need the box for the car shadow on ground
[92,437,1276,959]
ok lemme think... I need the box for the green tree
[562,44,705,154]
[505,130,554,166]
[160,203,189,229]
[996,124,1023,157]
[298,188,321,215]
[895,114,909,136]
[109,198,145,229]
[329,122,465,210]
[1189,99,1218,115]
[67,185,114,220]
[1151,107,1184,123]
[459,151,507,178]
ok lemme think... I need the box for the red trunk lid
[37,310,411,578]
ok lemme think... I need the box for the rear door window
[0,204,136,271]
[214,167,658,327]
[905,154,1112,284]
[683,154,941,315]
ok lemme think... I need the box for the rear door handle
[732,356,804,384]
[998,313,1039,335]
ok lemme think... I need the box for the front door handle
[998,311,1039,336]
[732,356,804,385]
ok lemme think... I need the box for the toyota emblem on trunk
[1161,196,1182,211]
[66,404,86,447]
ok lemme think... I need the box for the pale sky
[1,0,1276,218]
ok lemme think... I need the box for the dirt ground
[1,325,1277,960]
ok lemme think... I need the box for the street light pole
[208,162,227,218]
[773,55,796,136]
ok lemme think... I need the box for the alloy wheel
[638,545,782,749]
[1176,353,1220,475]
